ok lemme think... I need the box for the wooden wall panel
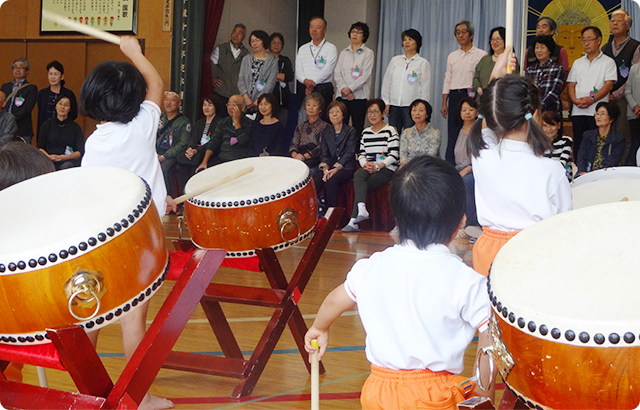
[0,43,27,84]
[0,0,27,39]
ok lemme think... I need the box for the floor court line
[145,309,360,325]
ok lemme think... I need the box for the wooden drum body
[487,202,640,409]
[184,157,317,257]
[0,167,168,345]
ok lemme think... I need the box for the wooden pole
[505,0,515,74]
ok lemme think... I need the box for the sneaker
[341,224,360,233]
[354,213,369,223]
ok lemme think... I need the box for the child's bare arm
[474,330,496,402]
[304,284,356,361]
[119,36,163,108]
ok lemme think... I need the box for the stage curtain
[374,0,526,158]
[200,0,227,104]
[623,0,640,39]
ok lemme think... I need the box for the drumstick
[173,166,254,205]
[505,0,514,74]
[42,9,121,45]
[311,339,320,410]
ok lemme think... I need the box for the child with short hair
[305,155,493,410]
[80,36,175,410]
[467,53,572,277]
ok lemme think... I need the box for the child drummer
[305,155,494,410]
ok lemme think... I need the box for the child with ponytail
[467,53,572,277]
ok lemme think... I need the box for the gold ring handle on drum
[278,208,301,242]
[474,345,496,392]
[63,269,106,321]
[68,288,101,321]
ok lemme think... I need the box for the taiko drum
[0,167,168,345]
[184,157,317,257]
[487,202,640,409]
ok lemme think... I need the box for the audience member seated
[238,30,278,114]
[577,101,624,176]
[399,99,440,166]
[524,35,565,117]
[381,28,430,135]
[196,94,253,172]
[36,60,78,135]
[37,95,84,170]
[342,99,399,233]
[541,111,573,181]
[269,32,294,127]
[0,141,54,191]
[156,91,191,193]
[454,97,480,230]
[0,91,17,145]
[176,94,223,188]
[314,100,358,217]
[250,93,286,156]
[290,92,329,176]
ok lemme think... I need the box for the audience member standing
[523,17,569,75]
[602,9,640,161]
[567,26,616,158]
[625,61,640,165]
[237,30,278,114]
[211,24,249,111]
[381,29,431,135]
[36,60,77,135]
[334,22,374,138]
[269,33,294,127]
[525,36,565,117]
[441,21,486,165]
[295,17,337,120]
[473,27,516,98]
[1,59,37,144]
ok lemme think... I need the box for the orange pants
[3,362,24,382]
[360,364,476,410]
[472,227,519,277]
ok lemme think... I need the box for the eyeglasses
[611,19,626,24]
[367,110,381,115]
[226,102,241,107]
[455,30,469,36]
[490,37,503,42]
[350,30,364,35]
[581,37,599,44]
[595,111,610,117]
[12,65,26,70]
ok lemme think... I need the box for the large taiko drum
[0,167,168,345]
[184,157,317,257]
[572,167,640,209]
[486,202,640,409]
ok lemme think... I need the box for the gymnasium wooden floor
[18,214,505,409]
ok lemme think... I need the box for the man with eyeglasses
[441,20,486,165]
[523,17,569,76]
[567,26,617,157]
[156,91,191,193]
[1,59,38,144]
[602,9,640,164]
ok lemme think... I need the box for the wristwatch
[591,95,596,102]
[375,165,380,172]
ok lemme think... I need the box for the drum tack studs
[18,337,25,343]
[115,308,123,316]
[35,335,44,341]
[106,228,115,236]
[527,321,536,332]
[0,264,5,273]
[68,246,77,255]
[96,317,104,325]
[8,263,16,271]
[28,259,37,268]
[79,242,88,251]
[517,318,525,328]
[508,312,515,323]
[17,261,26,270]
[240,201,245,206]
[59,250,68,259]
[121,219,128,228]
[86,322,95,328]
[98,233,107,242]
[88,237,97,247]
[234,201,239,206]
[132,210,139,218]
[579,332,590,343]
[609,333,620,344]
[114,223,122,232]
[106,313,114,320]
[496,302,502,311]
[49,253,57,263]
[539,325,548,335]
[551,328,561,339]
[128,215,135,223]
[624,332,635,343]
[38,256,48,265]
[565,330,575,341]
[594,333,605,344]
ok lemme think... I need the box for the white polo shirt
[381,53,431,106]
[334,44,374,100]
[345,242,490,373]
[567,51,617,116]
[295,39,338,85]
[472,129,572,231]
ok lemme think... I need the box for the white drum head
[0,166,151,274]
[572,166,640,187]
[490,202,640,348]
[185,157,310,203]
[572,178,640,209]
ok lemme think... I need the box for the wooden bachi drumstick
[42,9,121,45]
[173,166,254,205]
[505,0,515,74]
[311,339,320,410]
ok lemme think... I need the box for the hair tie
[477,114,484,119]
[524,113,533,120]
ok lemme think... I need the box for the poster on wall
[40,0,138,35]
[527,0,621,67]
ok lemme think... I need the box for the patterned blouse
[399,123,441,163]
[249,58,266,94]
[290,118,330,159]
[525,60,565,115]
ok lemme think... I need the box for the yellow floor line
[147,310,359,325]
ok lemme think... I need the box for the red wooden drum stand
[0,249,226,409]
[163,207,343,398]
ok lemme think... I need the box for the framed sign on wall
[40,0,138,35]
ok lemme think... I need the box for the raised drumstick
[505,0,514,74]
[42,9,121,44]
[311,339,320,410]
[173,166,254,205]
